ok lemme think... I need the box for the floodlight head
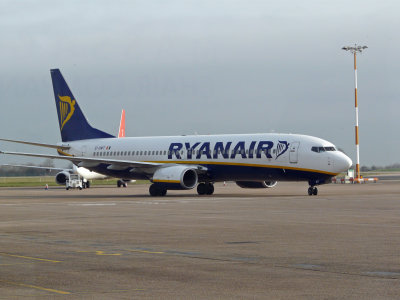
[342,44,368,53]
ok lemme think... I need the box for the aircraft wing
[0,138,70,150]
[0,150,169,170]
[1,163,73,172]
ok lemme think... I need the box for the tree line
[0,159,62,177]
[360,163,400,172]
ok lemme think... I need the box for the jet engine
[152,165,198,190]
[55,171,71,185]
[236,181,278,189]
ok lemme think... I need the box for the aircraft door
[289,142,300,163]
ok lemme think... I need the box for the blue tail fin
[50,69,115,142]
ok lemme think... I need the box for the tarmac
[0,181,400,299]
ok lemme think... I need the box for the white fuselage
[60,133,352,184]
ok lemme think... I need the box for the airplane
[0,69,352,196]
[115,108,132,187]
[118,109,125,138]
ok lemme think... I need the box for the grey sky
[0,0,399,166]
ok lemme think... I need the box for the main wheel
[312,187,318,195]
[117,180,122,188]
[197,183,206,195]
[308,187,313,196]
[206,183,214,195]
[149,184,158,196]
[149,184,167,196]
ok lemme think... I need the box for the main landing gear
[197,183,214,195]
[149,184,167,197]
[308,186,318,196]
[83,181,90,189]
[117,179,127,188]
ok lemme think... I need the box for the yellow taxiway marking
[95,250,121,256]
[0,252,61,263]
[126,249,165,254]
[0,279,70,295]
[73,289,144,295]
[78,250,121,256]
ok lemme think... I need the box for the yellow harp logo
[58,95,76,130]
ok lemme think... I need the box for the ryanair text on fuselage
[167,141,290,160]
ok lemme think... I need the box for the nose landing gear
[308,186,318,196]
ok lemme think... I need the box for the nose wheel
[308,186,318,196]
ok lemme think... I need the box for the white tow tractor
[66,174,83,190]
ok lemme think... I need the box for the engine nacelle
[153,166,198,190]
[236,181,278,189]
[55,171,71,185]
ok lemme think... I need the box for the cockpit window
[324,147,336,151]
[311,146,336,153]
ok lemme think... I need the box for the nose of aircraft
[337,152,353,172]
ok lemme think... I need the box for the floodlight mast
[342,44,368,180]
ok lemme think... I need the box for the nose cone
[337,152,353,172]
